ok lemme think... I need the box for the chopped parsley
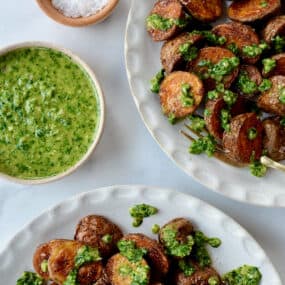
[207,89,219,100]
[208,276,220,285]
[237,71,258,95]
[248,128,258,140]
[150,69,165,93]
[178,260,195,277]
[221,109,231,132]
[146,14,190,31]
[188,115,206,132]
[223,90,238,107]
[179,43,198,62]
[118,240,147,262]
[227,43,239,55]
[272,35,285,53]
[152,224,160,234]
[168,113,177,125]
[40,260,48,273]
[129,203,158,227]
[189,135,217,157]
[102,234,113,244]
[223,265,262,285]
[249,159,267,178]
[119,263,150,285]
[204,108,212,117]
[242,42,268,58]
[75,245,101,268]
[180,83,195,107]
[258,79,272,92]
[191,30,226,45]
[16,272,45,285]
[279,87,285,104]
[262,58,276,75]
[63,269,77,285]
[160,225,194,257]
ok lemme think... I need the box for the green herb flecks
[168,113,177,125]
[207,89,219,100]
[258,79,272,92]
[40,260,48,273]
[242,42,268,58]
[146,14,190,31]
[249,159,267,178]
[237,71,258,95]
[150,69,165,93]
[102,234,113,244]
[280,117,285,126]
[262,58,276,75]
[119,263,150,285]
[208,276,220,285]
[260,0,268,7]
[248,128,258,140]
[279,87,285,104]
[118,240,147,262]
[160,226,194,258]
[223,265,262,285]
[129,203,158,227]
[63,269,77,285]
[189,135,217,157]
[188,115,206,132]
[190,30,226,46]
[16,272,45,285]
[272,35,285,53]
[152,224,160,234]
[179,43,198,62]
[178,260,195,277]
[221,109,231,132]
[227,43,239,55]
[181,83,195,107]
[75,245,101,268]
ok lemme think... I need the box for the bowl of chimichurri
[0,42,104,184]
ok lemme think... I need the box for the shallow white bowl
[0,42,105,184]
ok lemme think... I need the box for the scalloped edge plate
[124,0,285,207]
[0,185,281,284]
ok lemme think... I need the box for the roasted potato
[74,215,123,258]
[262,15,285,43]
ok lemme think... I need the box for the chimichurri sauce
[0,47,99,179]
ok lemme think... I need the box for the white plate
[0,185,281,284]
[124,0,285,207]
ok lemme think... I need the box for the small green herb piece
[258,79,272,92]
[150,69,165,93]
[189,135,217,157]
[102,234,113,244]
[181,83,195,107]
[179,43,198,62]
[191,30,226,45]
[221,109,231,132]
[168,113,177,125]
[207,89,219,100]
[40,260,48,273]
[204,109,211,117]
[249,159,267,178]
[178,260,195,277]
[130,204,158,219]
[272,35,285,53]
[63,269,77,285]
[208,276,220,285]
[119,263,150,285]
[132,218,143,227]
[223,90,238,107]
[188,115,206,132]
[248,128,258,140]
[279,87,285,104]
[237,71,258,95]
[194,231,222,248]
[161,226,195,257]
[242,42,268,58]
[75,245,101,268]
[262,58,276,75]
[260,0,268,7]
[16,272,45,285]
[198,59,212,67]
[280,117,285,126]
[223,265,262,285]
[152,224,160,234]
[227,43,239,55]
[118,240,147,262]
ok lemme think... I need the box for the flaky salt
[52,0,109,18]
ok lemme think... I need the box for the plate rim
[0,184,282,284]
[124,0,285,208]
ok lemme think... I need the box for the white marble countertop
[0,0,284,283]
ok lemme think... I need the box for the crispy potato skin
[175,262,220,285]
[262,15,285,43]
[188,47,239,90]
[106,253,150,285]
[77,262,104,285]
[223,113,263,163]
[257,76,285,116]
[33,242,52,280]
[263,53,285,77]
[159,218,193,246]
[228,0,281,23]
[74,215,123,258]
[159,71,204,118]
[179,0,222,22]
[122,233,170,276]
[147,0,186,41]
[212,22,260,64]
[161,32,203,74]
[205,98,227,141]
[263,117,285,161]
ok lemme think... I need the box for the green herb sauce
[189,135,217,157]
[118,240,147,262]
[221,109,231,132]
[129,203,158,227]
[0,47,99,179]
[180,83,195,107]
[262,58,276,75]
[151,224,160,234]
[248,128,258,140]
[146,14,189,31]
[188,115,206,132]
[278,87,285,104]
[119,263,150,285]
[272,35,285,53]
[102,234,113,244]
[16,272,45,285]
[179,43,198,62]
[150,69,165,93]
[178,260,195,277]
[242,42,268,58]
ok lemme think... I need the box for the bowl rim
[36,0,119,27]
[0,41,105,185]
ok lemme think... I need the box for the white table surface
[0,0,284,283]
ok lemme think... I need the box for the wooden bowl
[0,42,105,184]
[36,0,119,27]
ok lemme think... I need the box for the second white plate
[0,185,281,284]
[124,0,285,207]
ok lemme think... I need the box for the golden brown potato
[228,0,281,23]
[122,233,170,276]
[106,253,150,285]
[257,75,285,116]
[147,0,187,42]
[161,32,203,74]
[179,0,222,22]
[223,113,263,163]
[188,47,239,90]
[212,22,260,64]
[262,15,285,43]
[159,71,204,118]
[77,262,105,285]
[175,262,220,285]
[74,215,123,258]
